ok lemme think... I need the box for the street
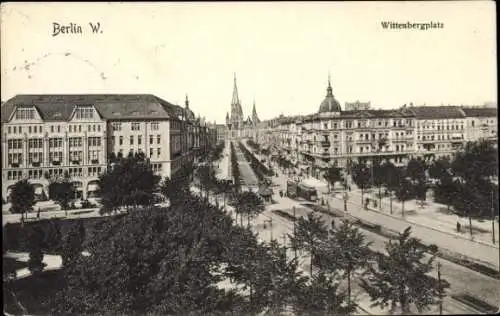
[234,140,500,314]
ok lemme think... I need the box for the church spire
[231,73,239,105]
[252,98,260,123]
[185,94,189,109]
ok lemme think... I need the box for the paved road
[231,141,259,186]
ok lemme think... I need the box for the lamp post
[492,188,496,244]
[437,261,443,315]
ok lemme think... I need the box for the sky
[1,2,497,124]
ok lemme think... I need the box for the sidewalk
[325,192,500,270]
[349,188,499,248]
[4,251,63,280]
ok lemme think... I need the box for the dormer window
[75,106,94,119]
[15,107,35,120]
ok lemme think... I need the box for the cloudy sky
[1,2,496,123]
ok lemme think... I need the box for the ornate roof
[1,94,177,122]
[318,77,341,113]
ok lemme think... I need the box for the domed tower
[318,74,341,114]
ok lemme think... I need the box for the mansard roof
[1,94,180,122]
[461,107,497,118]
[407,106,466,120]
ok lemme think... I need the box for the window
[57,126,61,133]
[49,151,62,162]
[150,148,153,157]
[88,125,91,132]
[131,122,141,131]
[157,135,161,144]
[49,138,63,148]
[112,122,122,131]
[79,125,82,132]
[150,135,154,145]
[88,137,101,147]
[119,136,123,145]
[93,125,96,132]
[69,137,83,147]
[75,107,94,119]
[70,151,83,162]
[89,150,100,163]
[138,135,142,145]
[8,139,23,149]
[157,148,161,157]
[28,126,32,133]
[130,136,134,145]
[98,125,101,132]
[28,139,43,149]
[8,126,11,133]
[15,108,35,120]
[151,122,159,130]
[8,153,23,166]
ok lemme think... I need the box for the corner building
[1,94,216,201]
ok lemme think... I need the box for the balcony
[321,140,330,147]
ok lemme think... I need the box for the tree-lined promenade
[4,139,462,315]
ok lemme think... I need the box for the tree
[395,178,413,217]
[428,157,451,180]
[294,271,354,316]
[351,162,371,204]
[99,154,160,213]
[452,140,498,184]
[433,172,457,212]
[361,227,449,314]
[49,177,76,215]
[382,161,401,214]
[10,179,35,222]
[406,158,427,183]
[324,166,342,193]
[324,220,373,309]
[289,212,328,276]
[235,191,264,227]
[61,220,86,267]
[160,174,190,206]
[52,197,248,315]
[27,226,45,275]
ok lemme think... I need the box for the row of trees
[348,140,498,222]
[290,212,448,314]
[238,141,274,181]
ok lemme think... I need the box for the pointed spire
[231,73,239,105]
[185,94,189,108]
[326,72,333,97]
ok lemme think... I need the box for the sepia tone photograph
[1,1,498,315]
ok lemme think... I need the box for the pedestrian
[331,219,335,229]
[456,221,461,232]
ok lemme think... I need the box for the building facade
[256,78,497,179]
[1,94,216,201]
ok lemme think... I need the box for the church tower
[229,73,244,138]
[252,99,260,124]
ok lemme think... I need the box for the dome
[318,81,341,113]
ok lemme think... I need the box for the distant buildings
[1,94,217,201]
[256,78,497,179]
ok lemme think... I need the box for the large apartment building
[257,79,497,179]
[1,94,216,201]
